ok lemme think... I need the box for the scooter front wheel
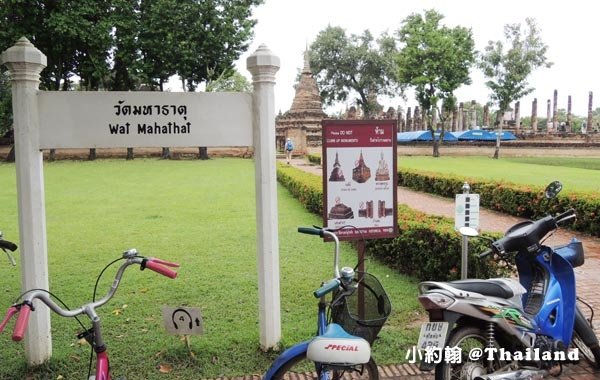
[573,304,600,369]
[271,352,379,380]
[435,326,503,380]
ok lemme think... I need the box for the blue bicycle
[264,227,391,380]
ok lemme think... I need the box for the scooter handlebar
[0,240,17,252]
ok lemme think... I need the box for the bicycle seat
[306,323,370,365]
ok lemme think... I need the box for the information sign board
[455,193,480,230]
[322,120,397,240]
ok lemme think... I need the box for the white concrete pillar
[0,37,51,364]
[246,45,281,349]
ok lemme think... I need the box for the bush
[398,169,600,237]
[277,163,508,281]
[367,205,506,281]
[307,153,321,165]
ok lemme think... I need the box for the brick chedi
[275,50,327,154]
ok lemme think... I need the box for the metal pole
[461,182,470,280]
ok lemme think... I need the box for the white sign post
[1,38,282,363]
[455,183,480,279]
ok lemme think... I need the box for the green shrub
[367,205,506,281]
[277,163,508,281]
[398,169,600,237]
[307,153,321,165]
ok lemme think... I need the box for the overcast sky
[226,0,598,118]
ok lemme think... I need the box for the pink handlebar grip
[149,257,180,268]
[12,304,31,342]
[145,260,178,279]
[0,306,19,333]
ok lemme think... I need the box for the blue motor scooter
[416,181,600,380]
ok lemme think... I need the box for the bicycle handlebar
[297,227,323,236]
[1,251,179,342]
[0,240,17,252]
[142,258,179,279]
[314,278,341,298]
[12,303,31,342]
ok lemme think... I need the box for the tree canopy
[309,26,398,118]
[478,17,552,158]
[0,0,263,91]
[395,9,475,156]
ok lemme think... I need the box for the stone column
[246,45,281,350]
[457,102,464,131]
[546,99,552,132]
[406,107,412,132]
[586,91,593,135]
[470,100,477,129]
[552,89,558,131]
[397,106,405,132]
[451,106,458,132]
[514,101,521,133]
[483,105,490,128]
[567,95,572,132]
[462,109,468,131]
[413,106,420,130]
[0,37,51,364]
[531,98,538,132]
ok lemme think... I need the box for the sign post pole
[247,45,281,350]
[460,182,470,280]
[1,37,51,364]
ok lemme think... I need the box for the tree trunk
[88,148,96,161]
[126,148,134,160]
[48,149,56,162]
[493,110,504,160]
[198,147,209,160]
[4,145,15,162]
[161,147,171,159]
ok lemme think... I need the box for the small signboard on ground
[162,306,204,336]
[322,120,398,240]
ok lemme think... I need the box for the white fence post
[246,45,281,349]
[1,37,51,364]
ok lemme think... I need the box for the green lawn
[505,156,600,171]
[0,158,420,379]
[398,156,600,193]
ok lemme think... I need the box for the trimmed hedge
[276,163,508,281]
[307,153,321,165]
[398,169,600,237]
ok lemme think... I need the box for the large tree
[478,17,552,159]
[395,9,475,157]
[309,26,398,118]
[1,0,262,160]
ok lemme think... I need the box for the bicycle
[0,248,179,379]
[264,226,391,380]
[0,231,18,266]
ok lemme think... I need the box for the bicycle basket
[329,271,391,344]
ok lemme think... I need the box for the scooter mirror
[544,181,563,199]
[459,226,479,237]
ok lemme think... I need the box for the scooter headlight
[418,293,455,310]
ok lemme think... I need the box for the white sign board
[38,92,253,149]
[455,193,480,230]
[162,306,204,336]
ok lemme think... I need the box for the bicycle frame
[263,296,330,380]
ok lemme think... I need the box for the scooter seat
[447,279,514,299]
[306,323,371,365]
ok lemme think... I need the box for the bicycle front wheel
[271,352,379,380]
